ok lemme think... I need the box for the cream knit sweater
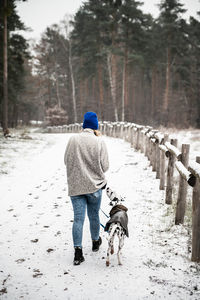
[64,129,109,196]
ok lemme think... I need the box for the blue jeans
[70,189,102,248]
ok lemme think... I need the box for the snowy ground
[0,129,200,300]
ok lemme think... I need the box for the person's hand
[94,130,101,136]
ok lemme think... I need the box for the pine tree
[158,0,186,115]
[34,25,69,120]
[2,0,8,133]
[0,0,28,129]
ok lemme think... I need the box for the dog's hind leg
[110,235,115,255]
[106,225,116,266]
[106,239,112,266]
[106,234,115,266]
[106,246,110,266]
[117,232,124,266]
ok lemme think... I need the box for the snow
[0,129,200,300]
[160,128,200,163]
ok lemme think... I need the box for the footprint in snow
[31,239,39,243]
[0,288,7,295]
[33,269,43,278]
[35,185,41,189]
[46,248,54,253]
[55,231,61,236]
[15,258,25,264]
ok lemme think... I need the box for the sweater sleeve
[64,137,72,166]
[100,139,109,173]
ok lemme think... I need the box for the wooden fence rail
[46,121,200,262]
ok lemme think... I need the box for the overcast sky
[16,0,200,41]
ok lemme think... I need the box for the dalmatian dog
[104,187,129,266]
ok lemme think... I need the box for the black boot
[92,236,102,252]
[73,247,85,265]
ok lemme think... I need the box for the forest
[0,0,200,130]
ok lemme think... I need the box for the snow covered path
[0,133,199,300]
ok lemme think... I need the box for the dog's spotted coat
[106,222,125,266]
[105,187,128,266]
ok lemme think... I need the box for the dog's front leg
[117,234,124,266]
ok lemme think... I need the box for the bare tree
[3,0,8,133]
[60,15,78,123]
[107,52,118,122]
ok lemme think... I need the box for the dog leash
[100,223,105,229]
[100,208,109,230]
[100,208,109,219]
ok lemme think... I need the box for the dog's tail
[107,223,118,241]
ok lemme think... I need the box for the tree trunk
[79,76,83,118]
[107,52,118,121]
[55,68,61,109]
[92,76,96,108]
[69,40,77,123]
[47,78,51,108]
[121,49,128,122]
[3,0,8,132]
[163,46,171,111]
[98,62,104,120]
[151,66,157,118]
[11,102,18,127]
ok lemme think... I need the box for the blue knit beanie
[83,112,98,130]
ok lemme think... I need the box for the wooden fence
[46,122,200,262]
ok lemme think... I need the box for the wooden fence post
[140,131,145,153]
[136,128,140,151]
[112,123,115,137]
[145,133,149,158]
[165,138,177,204]
[152,140,157,172]
[147,136,151,162]
[123,124,127,141]
[192,156,200,262]
[127,124,131,143]
[120,123,124,139]
[156,141,160,179]
[175,144,190,225]
[130,125,134,148]
[149,139,154,167]
[116,123,120,138]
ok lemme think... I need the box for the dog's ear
[117,204,128,212]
